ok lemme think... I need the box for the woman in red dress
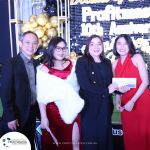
[36,37,84,150]
[112,34,150,150]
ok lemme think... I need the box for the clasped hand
[108,83,130,94]
[116,86,134,112]
[118,86,130,93]
[116,99,134,112]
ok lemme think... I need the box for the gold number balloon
[70,56,77,61]
[50,16,58,28]
[36,14,48,26]
[76,55,82,60]
[34,27,45,38]
[46,28,57,38]
[29,15,37,22]
[65,55,70,59]
[70,52,76,57]
[20,22,33,33]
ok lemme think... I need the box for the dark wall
[0,0,17,64]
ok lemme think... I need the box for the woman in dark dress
[75,35,118,150]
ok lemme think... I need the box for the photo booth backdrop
[69,4,150,148]
[70,0,150,123]
[1,1,150,149]
[70,0,150,79]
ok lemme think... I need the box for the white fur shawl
[36,60,84,124]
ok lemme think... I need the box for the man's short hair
[20,31,39,43]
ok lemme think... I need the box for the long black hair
[44,36,67,68]
[83,34,108,64]
[113,34,136,57]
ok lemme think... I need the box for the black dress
[76,59,113,150]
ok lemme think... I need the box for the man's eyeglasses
[55,46,68,52]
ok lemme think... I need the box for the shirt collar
[20,52,33,64]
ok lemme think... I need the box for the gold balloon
[41,12,50,19]
[43,42,48,48]
[30,27,34,32]
[45,22,52,29]
[36,25,43,29]
[31,21,38,28]
[42,35,48,42]
[34,27,45,38]
[29,15,37,22]
[39,39,43,47]
[70,52,76,57]
[43,26,47,32]
[46,28,57,38]
[20,22,33,33]
[33,26,43,32]
[50,16,58,28]
[36,14,48,26]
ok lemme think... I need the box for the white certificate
[112,78,136,88]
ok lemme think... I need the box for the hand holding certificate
[112,78,136,88]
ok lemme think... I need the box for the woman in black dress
[75,34,118,150]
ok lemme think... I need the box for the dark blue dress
[80,62,113,150]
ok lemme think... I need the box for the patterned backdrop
[70,0,150,80]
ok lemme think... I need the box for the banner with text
[70,0,150,79]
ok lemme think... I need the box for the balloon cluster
[20,12,58,49]
[65,52,82,61]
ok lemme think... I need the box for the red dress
[42,61,83,150]
[115,54,150,150]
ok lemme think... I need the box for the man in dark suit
[0,31,40,150]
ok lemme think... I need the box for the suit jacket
[1,54,40,127]
[75,57,113,120]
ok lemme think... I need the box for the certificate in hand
[112,78,136,88]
